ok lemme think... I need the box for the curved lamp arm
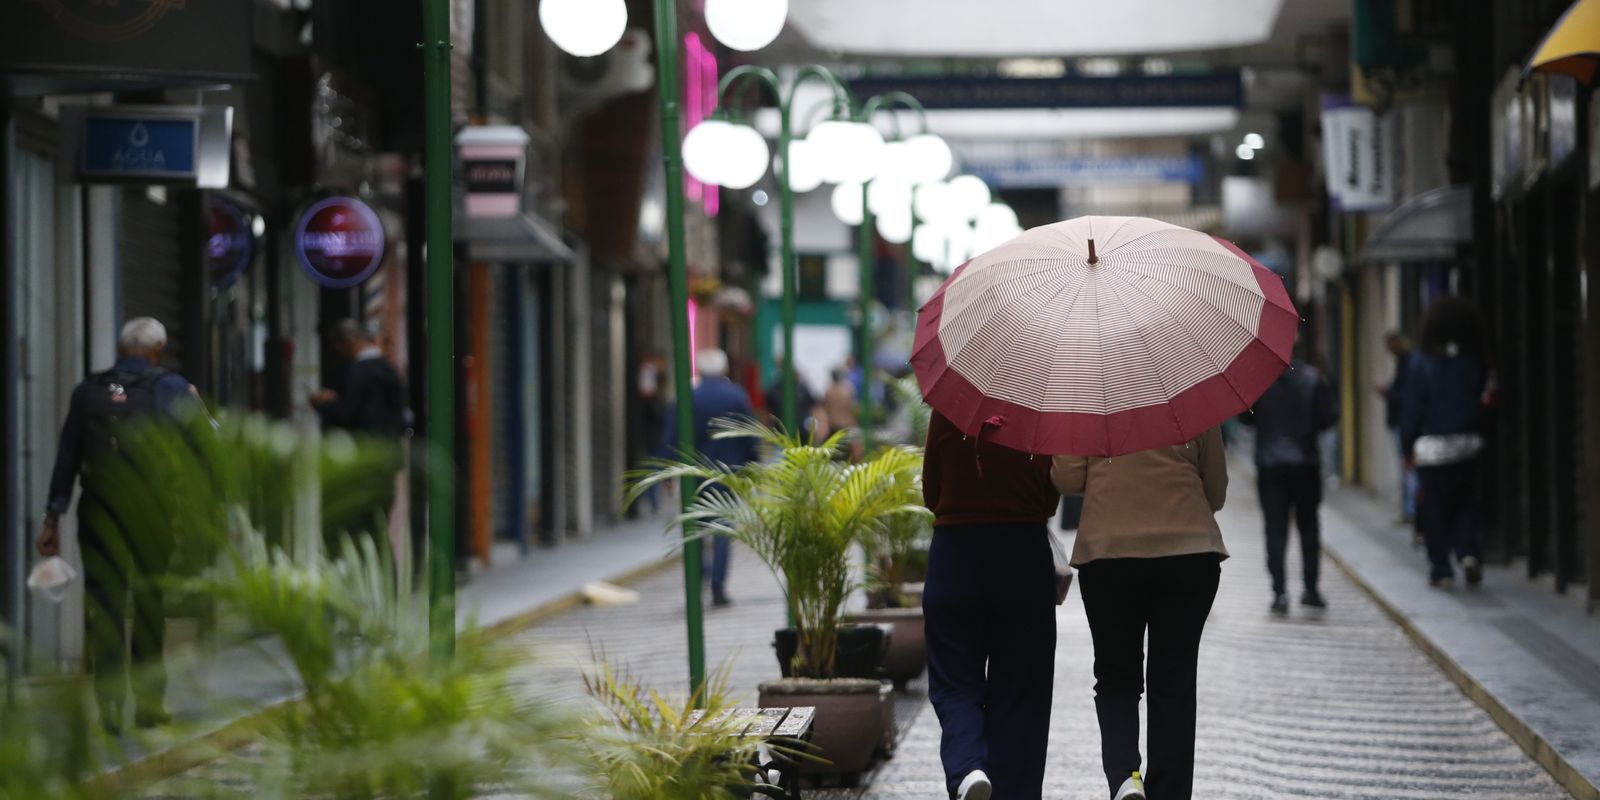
[859,91,930,141]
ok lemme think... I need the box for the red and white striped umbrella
[912,215,1297,457]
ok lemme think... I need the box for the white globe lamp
[947,175,992,223]
[867,179,913,216]
[876,208,913,244]
[809,119,884,185]
[540,0,627,57]
[705,0,788,52]
[682,119,736,185]
[904,133,954,185]
[974,203,1019,234]
[782,139,823,193]
[914,181,959,227]
[912,224,945,265]
[718,125,772,190]
[877,141,919,185]
[941,222,975,269]
[831,182,865,226]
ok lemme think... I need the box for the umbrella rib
[1103,261,1282,350]
[1113,269,1256,411]
[940,259,1076,363]
[1106,253,1268,302]
[1104,274,1191,442]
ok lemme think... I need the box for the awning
[1527,0,1600,84]
[457,212,574,263]
[1359,185,1471,263]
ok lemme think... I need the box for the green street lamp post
[422,0,455,664]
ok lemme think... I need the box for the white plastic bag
[1047,532,1074,605]
[27,556,77,604]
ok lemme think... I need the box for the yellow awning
[1529,0,1600,84]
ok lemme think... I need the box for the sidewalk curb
[86,552,682,795]
[1322,545,1600,800]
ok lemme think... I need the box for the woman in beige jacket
[1051,427,1228,800]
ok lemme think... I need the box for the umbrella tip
[1087,238,1098,265]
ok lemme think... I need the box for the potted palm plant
[628,419,929,782]
[847,507,930,691]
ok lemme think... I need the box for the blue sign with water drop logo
[81,117,198,180]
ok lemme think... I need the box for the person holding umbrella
[911,216,1297,800]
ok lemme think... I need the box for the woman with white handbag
[1401,298,1491,588]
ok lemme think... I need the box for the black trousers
[1079,553,1221,800]
[1418,459,1481,580]
[924,524,1057,799]
[78,513,168,725]
[1257,465,1322,596]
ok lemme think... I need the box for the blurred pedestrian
[1242,351,1338,614]
[666,349,759,607]
[923,410,1060,800]
[634,352,668,515]
[37,317,199,733]
[1401,298,1489,588]
[763,357,820,438]
[1381,332,1418,524]
[822,367,863,459]
[1053,427,1229,800]
[311,320,407,546]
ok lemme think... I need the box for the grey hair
[331,318,377,344]
[118,317,168,352]
[696,348,729,379]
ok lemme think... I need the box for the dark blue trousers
[709,534,733,602]
[1418,459,1481,580]
[924,524,1057,799]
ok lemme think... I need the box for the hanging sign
[294,197,386,288]
[971,155,1206,188]
[456,125,529,219]
[1320,96,1395,212]
[61,104,233,188]
[206,195,254,287]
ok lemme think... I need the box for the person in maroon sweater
[922,410,1061,800]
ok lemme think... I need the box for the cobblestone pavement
[144,480,1571,799]
[866,479,1571,800]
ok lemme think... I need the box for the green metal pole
[652,0,707,696]
[422,0,455,664]
[857,182,874,452]
[779,120,798,435]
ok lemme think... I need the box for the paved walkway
[864,474,1570,799]
[142,476,1575,799]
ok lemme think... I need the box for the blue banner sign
[81,116,198,180]
[848,73,1243,110]
[971,155,1207,189]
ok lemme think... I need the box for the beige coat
[1050,427,1230,566]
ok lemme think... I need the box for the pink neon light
[688,298,700,377]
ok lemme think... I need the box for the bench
[686,706,816,799]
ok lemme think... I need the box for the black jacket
[321,356,407,438]
[1399,350,1487,459]
[1242,363,1338,468]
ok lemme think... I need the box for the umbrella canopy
[1527,0,1600,84]
[911,215,1297,457]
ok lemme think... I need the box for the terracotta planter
[843,607,926,691]
[759,678,883,784]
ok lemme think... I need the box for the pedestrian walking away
[922,410,1060,800]
[310,320,408,550]
[665,348,760,607]
[1053,427,1229,800]
[37,317,201,734]
[1241,350,1338,614]
[1381,332,1419,524]
[1401,298,1490,588]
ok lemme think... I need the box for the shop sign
[206,196,254,288]
[456,126,529,219]
[1320,96,1395,213]
[0,0,252,90]
[848,72,1244,110]
[62,104,233,188]
[971,155,1206,189]
[294,197,386,288]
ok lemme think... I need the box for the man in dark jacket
[665,349,759,607]
[1242,356,1339,614]
[37,317,198,732]
[1381,332,1418,523]
[311,320,406,544]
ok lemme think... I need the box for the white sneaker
[1114,771,1146,800]
[957,770,992,800]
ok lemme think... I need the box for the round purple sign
[207,196,253,288]
[294,196,386,288]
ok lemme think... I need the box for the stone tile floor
[144,480,1572,799]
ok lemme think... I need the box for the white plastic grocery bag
[27,556,78,604]
[1047,531,1074,605]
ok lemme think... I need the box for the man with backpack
[36,317,198,733]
